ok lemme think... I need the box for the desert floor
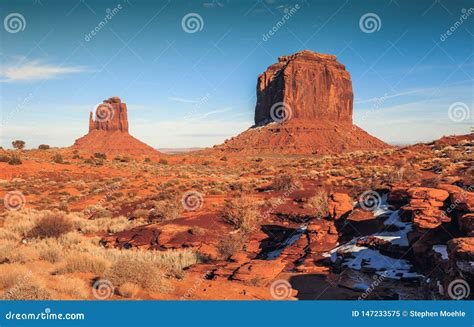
[0,133,472,300]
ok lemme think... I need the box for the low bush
[104,257,172,293]
[27,212,74,239]
[217,234,245,259]
[118,282,140,298]
[222,197,261,233]
[271,173,299,191]
[8,155,22,165]
[52,153,64,164]
[305,190,330,218]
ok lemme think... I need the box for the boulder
[328,192,353,220]
[459,213,474,236]
[407,187,449,202]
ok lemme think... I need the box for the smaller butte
[71,97,159,156]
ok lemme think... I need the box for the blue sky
[0,0,473,148]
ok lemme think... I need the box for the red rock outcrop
[400,187,451,229]
[213,50,389,155]
[255,50,353,126]
[72,97,159,156]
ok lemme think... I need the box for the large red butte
[215,50,390,155]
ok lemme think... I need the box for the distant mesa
[72,97,159,156]
[214,50,390,154]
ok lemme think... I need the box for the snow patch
[432,245,449,260]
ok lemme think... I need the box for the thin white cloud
[0,60,88,82]
[354,88,432,105]
[185,107,232,121]
[168,96,200,104]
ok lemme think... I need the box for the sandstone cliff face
[89,96,129,132]
[72,97,159,156]
[255,50,353,126]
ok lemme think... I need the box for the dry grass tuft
[0,240,38,263]
[217,234,245,259]
[55,252,109,275]
[3,282,53,300]
[0,268,53,300]
[0,264,31,290]
[104,257,173,293]
[222,197,261,233]
[271,173,299,191]
[51,276,89,299]
[305,190,330,218]
[118,282,140,298]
